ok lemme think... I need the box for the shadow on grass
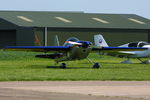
[80,62,122,64]
[102,66,132,69]
[46,66,131,69]
[47,66,93,69]
[27,65,48,69]
[27,65,93,69]
[27,63,132,69]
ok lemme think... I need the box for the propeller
[65,41,93,48]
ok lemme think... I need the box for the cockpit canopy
[63,37,79,46]
[63,37,93,48]
[66,37,80,42]
[128,41,150,47]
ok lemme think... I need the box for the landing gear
[92,63,100,69]
[87,57,100,69]
[121,58,150,64]
[60,63,67,69]
[137,58,150,64]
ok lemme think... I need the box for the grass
[0,50,150,81]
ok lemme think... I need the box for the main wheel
[60,63,66,69]
[92,63,100,69]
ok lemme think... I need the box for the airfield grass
[0,50,150,81]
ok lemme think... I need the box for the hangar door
[0,30,16,48]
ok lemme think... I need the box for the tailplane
[94,34,108,47]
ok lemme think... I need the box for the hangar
[0,11,150,48]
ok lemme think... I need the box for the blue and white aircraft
[5,36,147,68]
[94,34,150,64]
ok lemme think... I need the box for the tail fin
[94,34,108,47]
[54,35,60,46]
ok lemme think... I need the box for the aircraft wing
[118,51,136,55]
[102,51,137,57]
[92,47,147,57]
[92,47,148,52]
[5,46,147,53]
[5,46,71,52]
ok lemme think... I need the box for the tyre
[60,63,66,69]
[92,63,100,69]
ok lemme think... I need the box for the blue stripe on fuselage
[102,47,148,50]
[6,46,70,49]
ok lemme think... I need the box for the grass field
[0,50,150,81]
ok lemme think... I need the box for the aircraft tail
[94,34,108,47]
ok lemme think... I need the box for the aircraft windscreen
[128,42,139,47]
[128,41,150,47]
[138,42,150,47]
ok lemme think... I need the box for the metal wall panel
[0,30,16,48]
[16,27,34,46]
[47,28,148,46]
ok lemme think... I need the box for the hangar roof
[0,11,150,29]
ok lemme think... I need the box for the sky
[0,0,150,19]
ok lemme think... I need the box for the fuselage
[120,41,150,58]
[129,45,150,58]
[55,40,93,62]
[67,46,92,60]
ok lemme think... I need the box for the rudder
[94,34,108,47]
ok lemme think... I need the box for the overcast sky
[0,0,150,19]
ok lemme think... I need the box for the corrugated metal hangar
[0,11,150,48]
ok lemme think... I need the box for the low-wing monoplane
[94,34,150,64]
[5,36,147,68]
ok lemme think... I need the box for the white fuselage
[128,45,150,58]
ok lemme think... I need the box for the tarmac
[0,81,150,100]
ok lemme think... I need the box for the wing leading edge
[5,46,147,53]
[5,46,71,52]
[92,47,148,52]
